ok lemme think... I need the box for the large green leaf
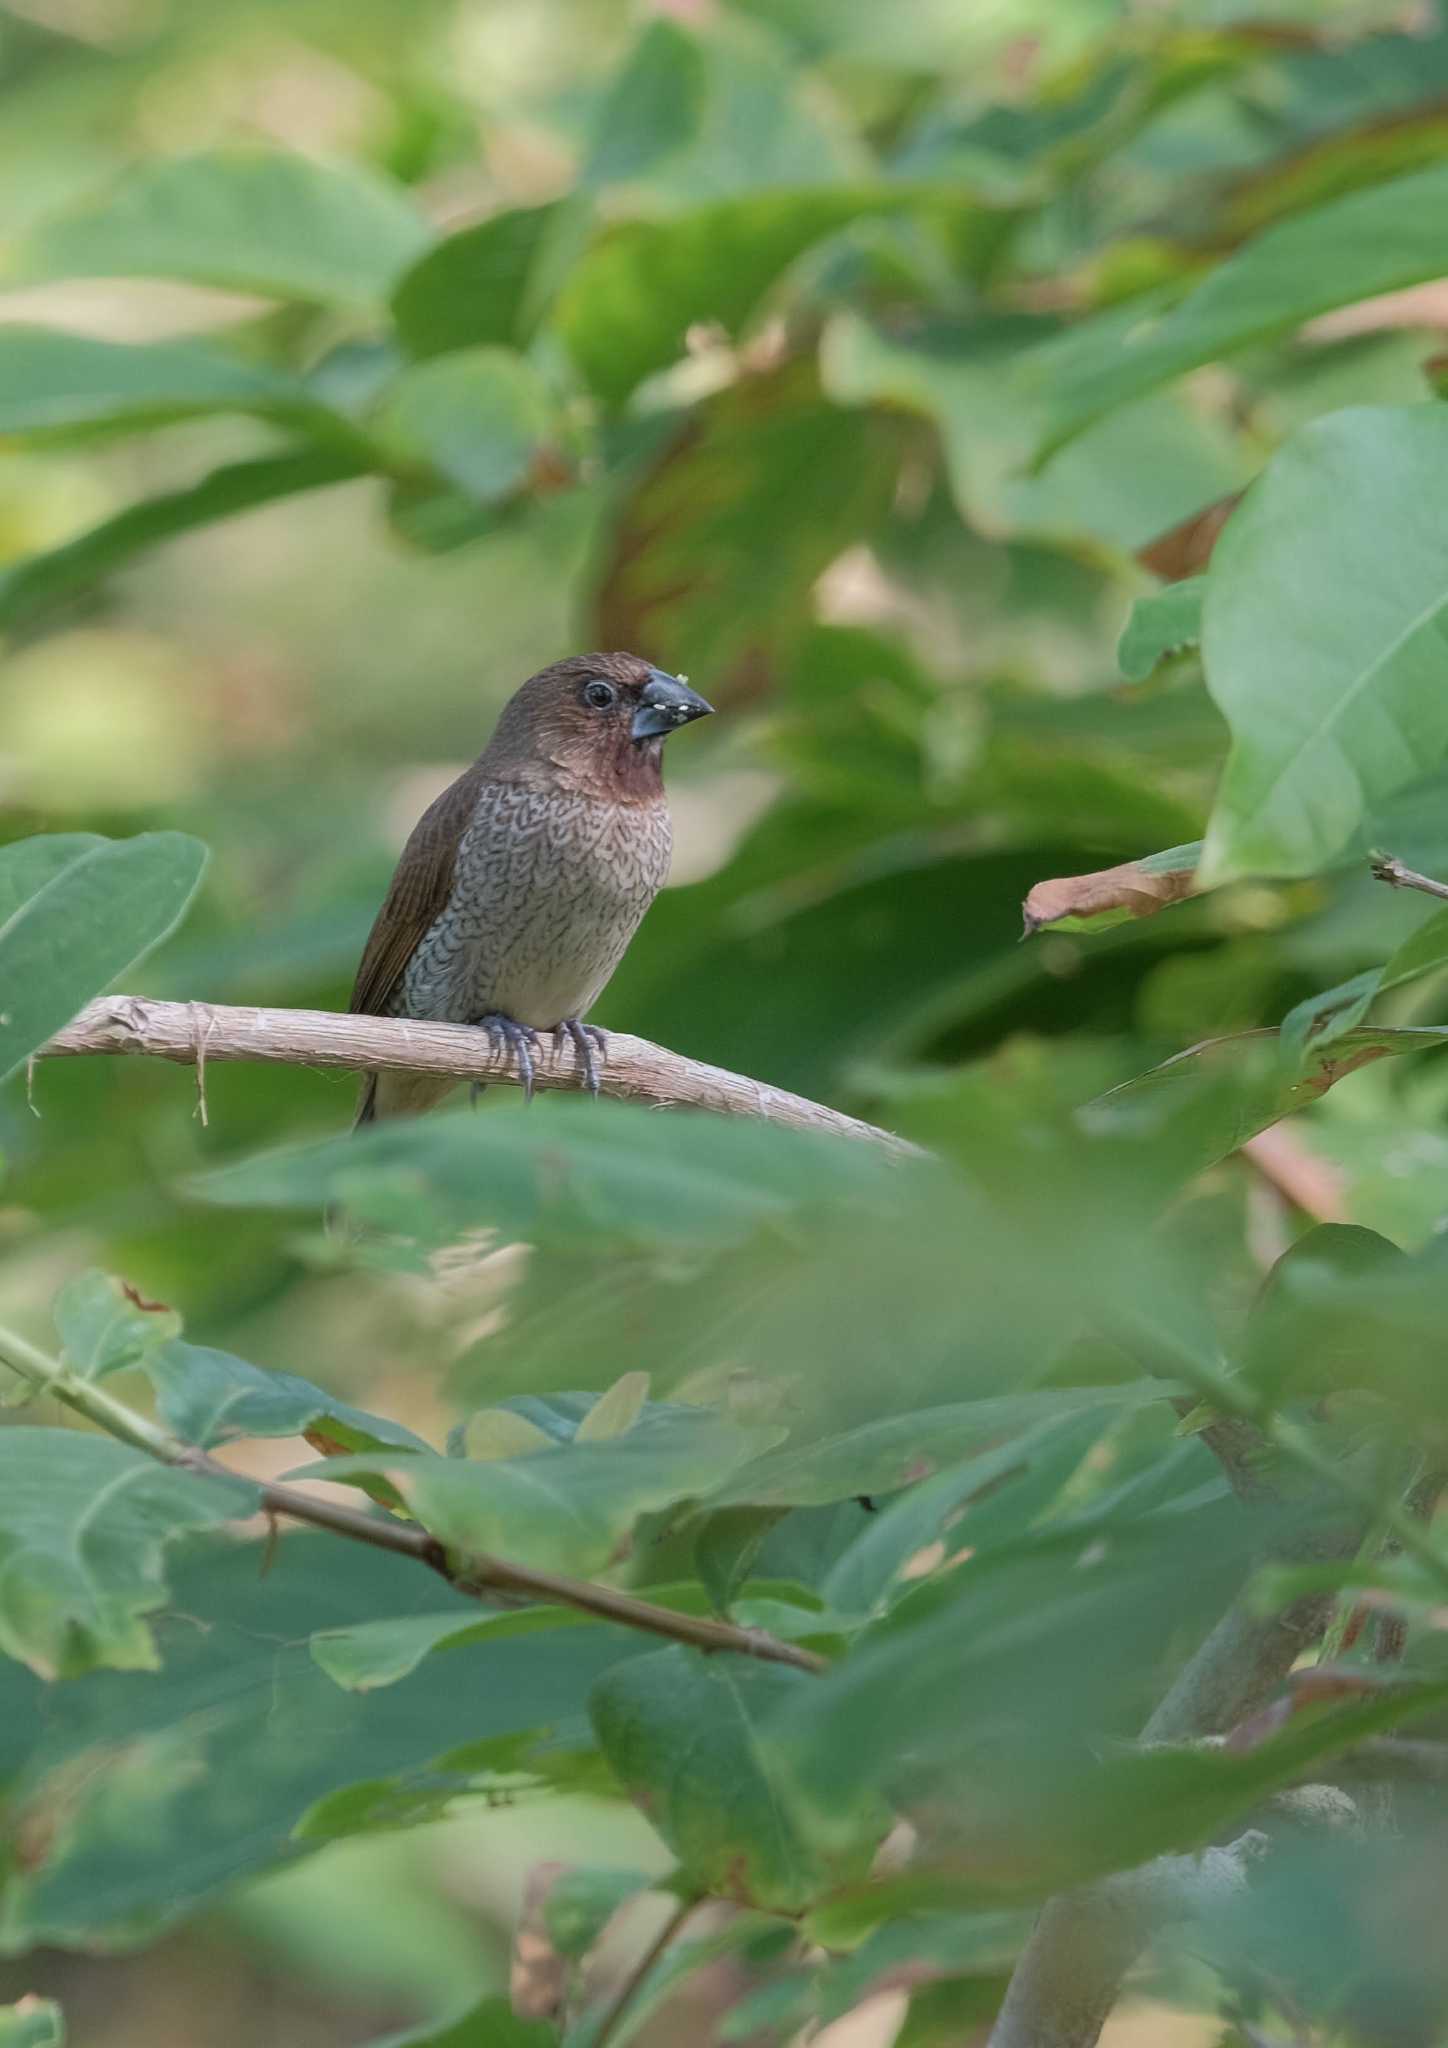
[305,1403,781,1577]
[1030,159,1448,457]
[0,448,365,633]
[0,328,323,441]
[13,147,431,306]
[375,349,562,505]
[1200,407,1448,882]
[589,1645,878,1911]
[0,1537,653,1946]
[142,1340,430,1454]
[0,1430,251,1679]
[0,832,208,1084]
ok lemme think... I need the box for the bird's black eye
[584,679,616,710]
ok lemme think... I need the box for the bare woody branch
[38,995,922,1159]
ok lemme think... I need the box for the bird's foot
[472,1013,542,1103]
[554,1018,607,1098]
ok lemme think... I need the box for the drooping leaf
[1022,842,1201,936]
[0,328,322,442]
[1031,160,1448,457]
[1117,576,1206,681]
[52,1271,181,1384]
[0,1429,251,1679]
[142,1340,430,1454]
[0,449,366,633]
[16,147,430,306]
[1201,407,1448,883]
[589,1645,880,1911]
[0,832,208,1084]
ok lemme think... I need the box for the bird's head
[487,651,713,798]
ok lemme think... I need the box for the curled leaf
[1022,844,1200,936]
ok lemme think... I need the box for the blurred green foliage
[8,1,1448,2044]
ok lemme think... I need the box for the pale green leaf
[0,832,208,1083]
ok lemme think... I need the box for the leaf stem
[0,1324,826,1675]
[591,1892,702,2048]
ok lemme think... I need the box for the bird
[348,651,713,1123]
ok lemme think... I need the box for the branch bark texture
[39,995,921,1158]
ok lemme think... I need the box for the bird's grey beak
[631,668,714,743]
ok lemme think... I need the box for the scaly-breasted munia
[348,651,712,1122]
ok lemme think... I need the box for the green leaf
[823,314,1246,549]
[305,1405,782,1576]
[708,1386,1168,1508]
[15,147,431,307]
[194,1094,905,1250]
[365,1998,556,2048]
[580,18,707,189]
[597,357,903,683]
[1201,408,1448,882]
[558,186,989,404]
[575,1372,650,1443]
[391,201,580,359]
[0,832,208,1084]
[0,1429,251,1679]
[0,448,366,633]
[0,2001,63,2048]
[142,1340,431,1454]
[375,348,561,504]
[590,1645,879,1910]
[0,1537,653,1946]
[1031,160,1448,457]
[1118,576,1206,682]
[310,1606,597,1692]
[1095,1023,1448,1165]
[0,327,321,442]
[52,1271,180,1383]
[1282,903,1448,1063]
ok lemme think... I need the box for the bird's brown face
[490,651,713,796]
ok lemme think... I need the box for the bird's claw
[554,1018,607,1098]
[474,1013,541,1103]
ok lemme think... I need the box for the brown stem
[1370,853,1448,904]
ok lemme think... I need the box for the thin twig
[37,996,922,1158]
[591,1892,702,2048]
[0,1324,828,1677]
[1370,853,1448,904]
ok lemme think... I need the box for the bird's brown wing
[348,763,489,1019]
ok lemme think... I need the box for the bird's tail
[353,1075,378,1129]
